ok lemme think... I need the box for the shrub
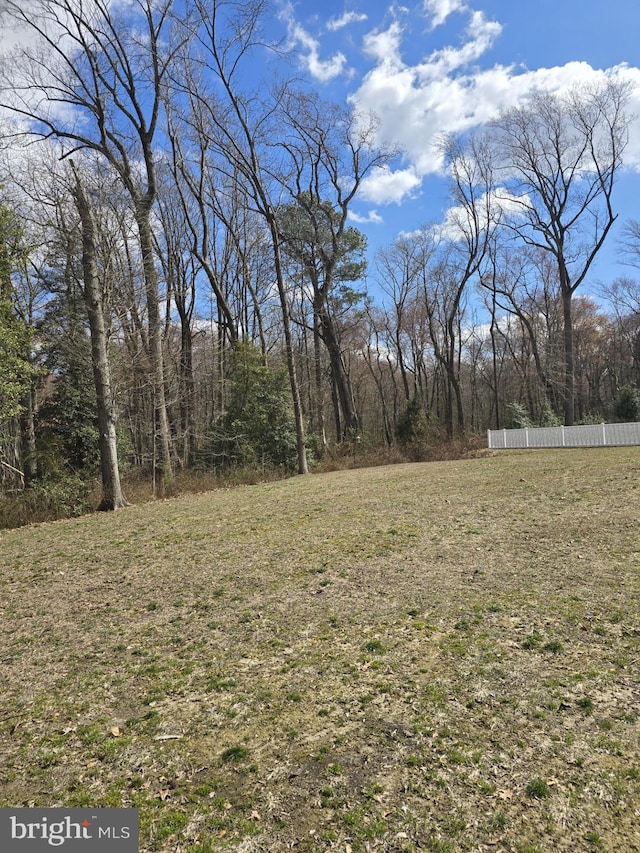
[504,400,533,429]
[613,385,640,422]
[504,401,532,429]
[0,473,93,529]
[577,412,605,426]
[396,394,428,447]
[209,340,298,473]
[538,403,562,427]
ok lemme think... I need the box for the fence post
[503,429,507,449]
[561,426,565,447]
[487,430,492,449]
[601,423,607,446]
[525,427,529,448]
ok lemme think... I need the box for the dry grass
[1,447,639,852]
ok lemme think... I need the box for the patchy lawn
[1,448,639,853]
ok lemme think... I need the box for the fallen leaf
[498,789,513,800]
[155,789,171,801]
[110,726,123,738]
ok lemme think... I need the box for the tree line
[0,0,638,513]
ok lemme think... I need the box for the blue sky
[2,0,639,302]
[276,0,640,298]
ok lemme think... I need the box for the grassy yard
[0,448,639,852]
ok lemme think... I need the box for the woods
[0,0,637,518]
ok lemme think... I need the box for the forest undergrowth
[0,432,486,530]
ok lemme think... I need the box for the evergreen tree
[218,341,298,471]
[0,201,35,423]
[396,394,428,446]
[36,276,99,476]
[0,299,33,422]
[614,385,640,422]
[278,193,367,439]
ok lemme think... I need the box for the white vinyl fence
[487,421,640,450]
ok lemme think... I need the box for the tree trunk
[268,218,308,474]
[318,309,359,438]
[178,313,196,467]
[443,321,464,438]
[19,386,38,485]
[364,350,393,446]
[330,375,342,442]
[136,209,173,488]
[396,328,411,402]
[313,313,328,450]
[562,287,575,426]
[440,361,455,439]
[72,170,129,510]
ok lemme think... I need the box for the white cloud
[432,188,528,244]
[358,164,422,204]
[327,11,368,32]
[492,188,533,219]
[290,21,348,81]
[620,66,640,170]
[350,4,640,206]
[280,5,349,82]
[349,208,384,224]
[423,0,468,29]
[425,11,501,76]
[362,20,404,67]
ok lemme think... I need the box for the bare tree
[480,243,565,423]
[153,175,199,467]
[598,275,640,390]
[421,134,497,437]
[70,163,128,509]
[172,0,309,473]
[492,80,631,425]
[620,219,640,269]
[376,232,436,407]
[277,94,393,440]
[164,102,239,346]
[0,0,181,486]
